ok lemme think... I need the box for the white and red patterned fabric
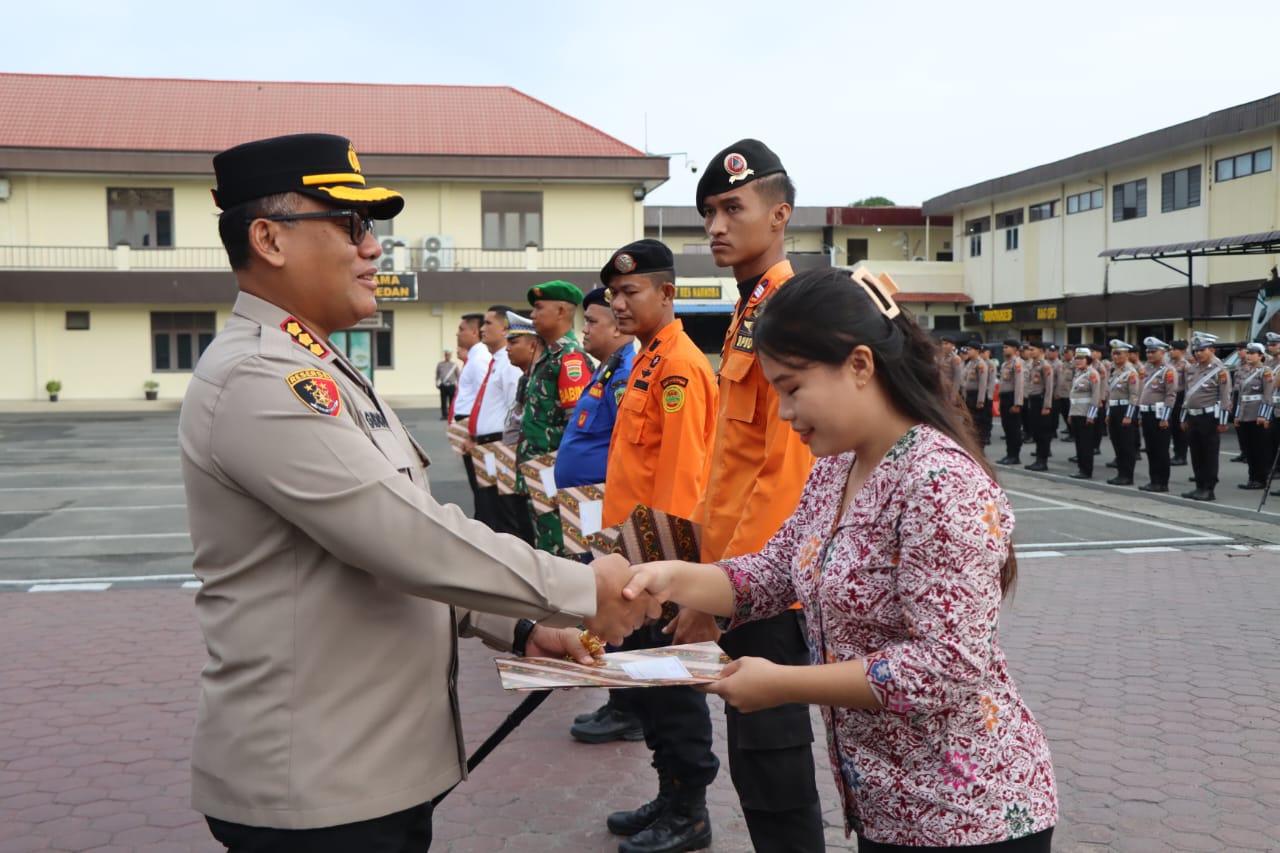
[719,424,1057,845]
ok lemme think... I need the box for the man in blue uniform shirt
[553,286,636,490]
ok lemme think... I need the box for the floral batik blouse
[719,425,1057,845]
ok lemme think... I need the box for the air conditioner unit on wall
[916,314,936,330]
[377,236,406,272]
[421,235,456,272]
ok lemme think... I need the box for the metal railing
[0,244,623,273]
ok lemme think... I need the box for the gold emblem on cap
[724,152,754,184]
[347,144,362,173]
[614,253,636,274]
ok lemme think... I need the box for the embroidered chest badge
[281,317,329,358]
[286,369,343,416]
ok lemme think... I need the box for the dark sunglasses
[250,209,375,245]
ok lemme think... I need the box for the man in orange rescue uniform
[692,139,825,852]
[600,239,721,853]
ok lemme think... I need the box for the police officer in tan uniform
[1180,332,1233,501]
[184,134,653,850]
[1168,340,1190,465]
[1067,347,1104,478]
[963,340,992,445]
[995,339,1025,465]
[1136,337,1179,492]
[1104,340,1140,486]
[1023,340,1055,471]
[1233,342,1273,489]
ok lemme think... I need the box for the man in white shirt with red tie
[464,305,524,535]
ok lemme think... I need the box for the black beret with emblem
[582,287,612,310]
[695,139,786,214]
[600,239,675,286]
[212,133,404,219]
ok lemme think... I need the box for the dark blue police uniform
[553,344,635,488]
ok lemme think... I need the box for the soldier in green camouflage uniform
[518,280,593,554]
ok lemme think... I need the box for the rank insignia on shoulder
[286,369,342,416]
[281,318,328,358]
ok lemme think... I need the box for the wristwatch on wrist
[512,618,537,657]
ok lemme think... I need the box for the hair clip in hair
[850,267,900,320]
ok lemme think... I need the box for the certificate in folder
[557,483,606,555]
[496,641,727,691]
[518,454,559,514]
[446,421,470,455]
[587,504,703,564]
[490,442,519,495]
[469,442,500,486]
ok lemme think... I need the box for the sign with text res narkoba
[675,285,721,300]
[374,272,418,301]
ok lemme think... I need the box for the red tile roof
[0,73,644,158]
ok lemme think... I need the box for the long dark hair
[754,266,1017,594]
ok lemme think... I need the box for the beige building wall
[1206,128,1280,287]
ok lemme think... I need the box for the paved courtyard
[3,546,1280,851]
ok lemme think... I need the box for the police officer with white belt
[1067,347,1104,479]
[1136,337,1179,492]
[1180,332,1233,502]
[1104,339,1140,486]
[1233,342,1273,489]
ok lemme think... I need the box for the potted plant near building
[45,380,61,402]
[144,380,159,401]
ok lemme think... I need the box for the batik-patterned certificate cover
[558,483,606,555]
[495,641,728,690]
[587,505,703,563]
[469,442,500,486]
[446,422,470,455]
[518,453,559,514]
[491,442,519,495]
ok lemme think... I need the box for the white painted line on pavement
[1021,535,1231,549]
[1018,551,1065,558]
[1226,544,1252,550]
[182,581,202,589]
[0,484,183,492]
[28,582,112,592]
[0,468,176,477]
[0,532,189,544]
[1008,507,1059,513]
[1004,489,1228,542]
[0,504,186,515]
[1114,546,1183,554]
[0,572,195,586]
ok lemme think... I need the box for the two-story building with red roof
[0,73,667,402]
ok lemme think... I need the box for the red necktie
[468,358,495,437]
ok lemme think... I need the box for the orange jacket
[695,260,814,561]
[603,319,718,527]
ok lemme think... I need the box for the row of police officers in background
[939,331,1280,502]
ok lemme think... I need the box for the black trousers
[720,610,825,852]
[1170,392,1187,460]
[438,383,456,418]
[207,802,433,852]
[1107,407,1137,478]
[1185,413,1220,490]
[616,622,719,788]
[998,393,1022,458]
[1071,415,1094,476]
[473,487,536,544]
[857,826,1053,853]
[1238,420,1270,484]
[1026,395,1051,461]
[1140,411,1172,487]
[1055,397,1072,437]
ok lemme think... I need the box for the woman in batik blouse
[625,266,1057,851]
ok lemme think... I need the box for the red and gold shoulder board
[286,369,342,416]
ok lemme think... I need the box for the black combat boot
[571,705,643,743]
[607,770,673,836]
[618,780,711,853]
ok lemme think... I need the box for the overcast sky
[7,0,1278,208]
